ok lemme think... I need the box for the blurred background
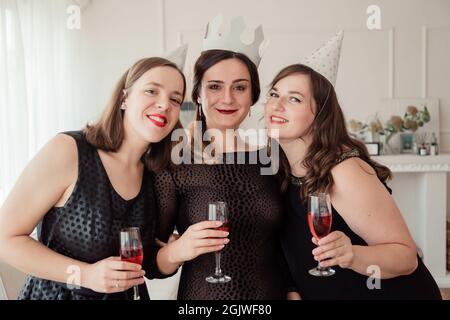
[1,0,449,299]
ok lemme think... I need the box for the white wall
[79,0,450,151]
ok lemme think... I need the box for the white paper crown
[300,30,344,86]
[165,44,188,71]
[203,15,264,67]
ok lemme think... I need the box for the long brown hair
[84,57,186,171]
[270,64,391,198]
[188,50,260,158]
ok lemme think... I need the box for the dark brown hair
[188,50,260,157]
[270,64,391,198]
[84,57,186,172]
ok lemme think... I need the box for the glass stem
[317,260,324,271]
[215,252,222,276]
[316,243,325,271]
[133,285,140,300]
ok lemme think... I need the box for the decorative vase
[379,133,395,155]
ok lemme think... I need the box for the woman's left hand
[312,231,354,269]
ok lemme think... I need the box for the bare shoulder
[0,134,80,236]
[331,157,380,191]
[46,133,78,157]
[31,134,78,178]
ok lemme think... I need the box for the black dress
[281,150,442,300]
[154,150,287,300]
[18,131,164,300]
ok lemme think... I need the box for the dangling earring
[198,105,203,118]
[249,107,252,118]
[121,90,128,110]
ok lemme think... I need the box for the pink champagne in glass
[307,193,335,277]
[205,202,231,283]
[215,221,229,233]
[120,246,143,266]
[120,227,143,300]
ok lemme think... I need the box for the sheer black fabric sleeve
[154,169,179,243]
[143,171,178,279]
[142,221,171,279]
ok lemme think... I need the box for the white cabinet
[373,154,450,287]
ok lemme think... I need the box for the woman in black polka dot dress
[154,50,288,300]
[0,57,186,300]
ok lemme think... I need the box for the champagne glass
[120,227,143,300]
[205,202,231,283]
[308,193,335,277]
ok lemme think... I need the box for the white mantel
[373,154,450,287]
[374,154,450,173]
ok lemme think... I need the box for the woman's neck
[279,137,311,177]
[113,128,149,168]
[206,126,249,153]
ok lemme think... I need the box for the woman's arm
[0,135,145,293]
[156,220,229,275]
[153,170,229,275]
[152,170,182,275]
[287,292,302,300]
[313,157,418,279]
[153,170,179,244]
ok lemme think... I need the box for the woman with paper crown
[0,54,187,300]
[154,15,288,299]
[265,31,441,299]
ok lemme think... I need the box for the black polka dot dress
[18,131,163,300]
[155,151,287,300]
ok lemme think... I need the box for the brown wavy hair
[271,64,391,198]
[84,57,186,172]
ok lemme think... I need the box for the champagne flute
[308,193,335,277]
[120,227,144,300]
[205,202,231,283]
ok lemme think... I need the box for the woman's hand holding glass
[82,256,145,294]
[312,231,354,269]
[165,220,229,265]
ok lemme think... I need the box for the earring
[249,108,252,118]
[121,90,128,110]
[198,105,203,118]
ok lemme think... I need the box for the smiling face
[123,66,184,143]
[265,72,317,142]
[198,58,253,131]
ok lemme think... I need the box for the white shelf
[373,153,450,172]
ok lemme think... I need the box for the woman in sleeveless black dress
[0,57,187,300]
[284,151,441,299]
[264,62,441,300]
[154,50,288,300]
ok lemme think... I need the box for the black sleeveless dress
[18,131,164,300]
[280,150,442,300]
[154,150,287,300]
